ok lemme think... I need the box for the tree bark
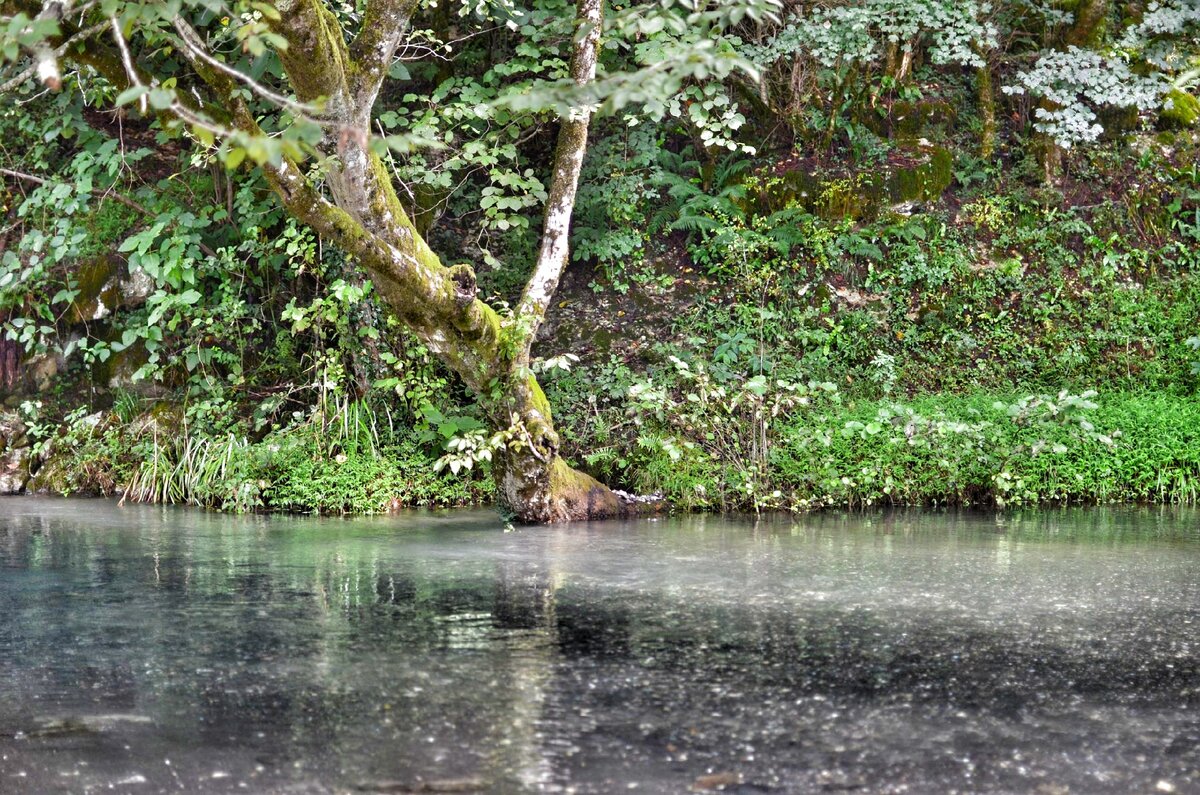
[1065,0,1109,48]
[976,62,996,159]
[1037,0,1110,181]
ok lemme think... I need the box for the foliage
[621,354,839,510]
[3,0,1200,517]
[1003,47,1168,147]
[773,391,1200,508]
[790,0,995,70]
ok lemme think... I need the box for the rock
[749,146,952,222]
[121,266,155,307]
[68,257,157,326]
[1161,89,1200,129]
[692,771,742,791]
[0,445,29,495]
[68,257,121,324]
[95,341,154,393]
[24,353,61,393]
[25,452,70,495]
[0,409,25,452]
[354,776,487,793]
[0,409,30,494]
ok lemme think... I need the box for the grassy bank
[23,389,1198,515]
[771,392,1200,510]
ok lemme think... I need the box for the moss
[69,257,119,324]
[888,99,956,141]
[886,146,953,204]
[1161,89,1200,129]
[526,373,553,421]
[1063,0,1108,47]
[748,147,951,222]
[590,327,614,354]
[92,340,150,391]
[546,456,621,520]
[977,66,997,159]
[26,454,71,495]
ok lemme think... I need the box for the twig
[109,13,146,113]
[0,19,111,95]
[172,16,331,124]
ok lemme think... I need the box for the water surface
[1,498,1198,793]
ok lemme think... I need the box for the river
[1,497,1198,793]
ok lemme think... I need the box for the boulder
[0,409,26,453]
[68,257,157,325]
[0,446,29,494]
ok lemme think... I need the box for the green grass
[769,391,1200,509]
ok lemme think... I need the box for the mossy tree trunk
[107,0,626,522]
[976,61,997,160]
[1036,0,1110,180]
[263,0,624,522]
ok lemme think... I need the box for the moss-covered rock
[752,146,953,221]
[69,256,121,324]
[885,146,954,205]
[23,352,62,394]
[1161,89,1200,129]
[93,340,154,393]
[24,453,70,495]
[0,410,30,493]
[0,409,25,452]
[867,99,956,141]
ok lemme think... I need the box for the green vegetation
[0,0,1198,517]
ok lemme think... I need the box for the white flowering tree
[1003,0,1200,173]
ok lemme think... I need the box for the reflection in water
[1,498,1199,793]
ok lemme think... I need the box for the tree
[0,0,772,522]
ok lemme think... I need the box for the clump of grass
[123,433,257,511]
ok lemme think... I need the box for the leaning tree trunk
[190,0,628,521]
[489,375,625,522]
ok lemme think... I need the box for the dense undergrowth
[2,1,1199,514]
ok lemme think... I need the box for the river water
[1,497,1198,794]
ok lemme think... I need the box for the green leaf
[192,125,215,147]
[114,86,149,107]
[147,88,175,111]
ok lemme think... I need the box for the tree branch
[172,16,323,121]
[165,2,507,388]
[31,0,68,89]
[514,0,603,353]
[108,11,147,113]
[349,0,420,108]
[0,17,108,94]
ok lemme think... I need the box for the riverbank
[4,389,1197,515]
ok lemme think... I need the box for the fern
[653,154,754,236]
